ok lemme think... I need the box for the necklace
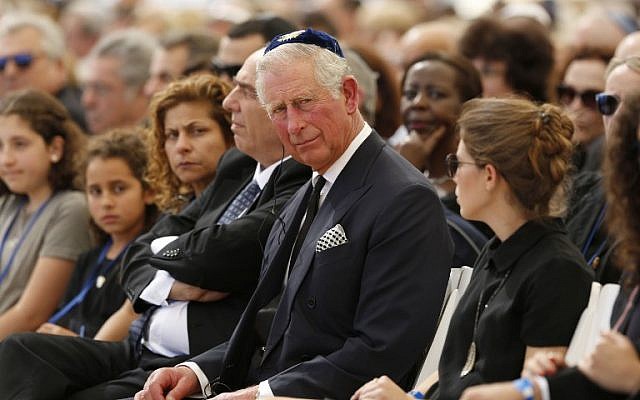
[460,268,513,377]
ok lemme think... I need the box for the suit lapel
[205,157,256,223]
[263,132,385,359]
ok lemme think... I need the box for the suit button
[306,297,316,309]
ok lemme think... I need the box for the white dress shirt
[183,123,373,398]
[139,159,286,357]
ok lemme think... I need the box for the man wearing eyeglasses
[600,56,640,134]
[563,55,640,285]
[211,15,297,83]
[556,48,611,174]
[143,30,220,98]
[0,12,88,132]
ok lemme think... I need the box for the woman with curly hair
[147,73,234,213]
[0,89,91,340]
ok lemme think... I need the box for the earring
[51,155,59,163]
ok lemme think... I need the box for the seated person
[352,98,593,400]
[0,89,91,341]
[458,92,640,400]
[38,129,158,340]
[0,69,310,399]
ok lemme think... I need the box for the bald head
[399,21,459,68]
[616,31,640,59]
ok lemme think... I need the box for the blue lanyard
[581,204,607,266]
[48,240,129,327]
[0,196,54,286]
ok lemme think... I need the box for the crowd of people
[0,0,639,399]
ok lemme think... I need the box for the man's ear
[342,76,360,114]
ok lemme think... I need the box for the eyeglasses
[595,93,621,116]
[556,84,599,110]
[0,53,36,72]
[210,60,242,79]
[445,153,480,178]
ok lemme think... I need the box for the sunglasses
[445,153,480,178]
[210,60,242,79]
[595,93,621,116]
[556,84,599,110]
[0,53,36,72]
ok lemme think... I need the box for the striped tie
[217,180,261,225]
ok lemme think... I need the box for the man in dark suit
[0,50,310,400]
[138,29,453,400]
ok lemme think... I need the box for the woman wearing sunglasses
[352,98,592,400]
[556,47,611,174]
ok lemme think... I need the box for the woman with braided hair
[351,98,593,400]
[460,93,640,400]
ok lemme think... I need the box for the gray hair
[85,28,158,90]
[255,43,352,109]
[0,12,66,60]
[344,48,378,125]
[160,29,220,73]
[61,0,112,38]
[606,56,640,78]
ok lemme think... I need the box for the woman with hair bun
[352,98,593,400]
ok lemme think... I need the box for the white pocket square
[316,223,349,253]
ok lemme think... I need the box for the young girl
[37,129,158,339]
[0,89,91,340]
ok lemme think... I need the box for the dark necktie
[127,305,158,358]
[217,180,261,225]
[289,176,326,271]
[254,176,326,347]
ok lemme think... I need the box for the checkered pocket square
[316,223,348,253]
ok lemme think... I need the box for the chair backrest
[442,267,462,313]
[565,281,616,365]
[458,266,474,294]
[413,266,474,388]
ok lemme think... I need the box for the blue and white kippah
[264,28,344,58]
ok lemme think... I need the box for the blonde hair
[458,98,574,218]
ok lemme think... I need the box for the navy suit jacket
[120,148,311,355]
[191,132,454,398]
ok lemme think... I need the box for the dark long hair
[604,93,640,286]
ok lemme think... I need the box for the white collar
[253,155,292,189]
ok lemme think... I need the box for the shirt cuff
[258,380,273,398]
[533,376,550,400]
[177,361,212,398]
[140,270,174,306]
[150,235,179,254]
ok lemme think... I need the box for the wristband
[408,390,425,399]
[513,377,534,400]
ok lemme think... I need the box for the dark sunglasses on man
[556,84,600,110]
[209,59,242,79]
[0,53,36,72]
[595,92,621,116]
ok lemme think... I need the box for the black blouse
[432,218,593,400]
[57,246,127,338]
